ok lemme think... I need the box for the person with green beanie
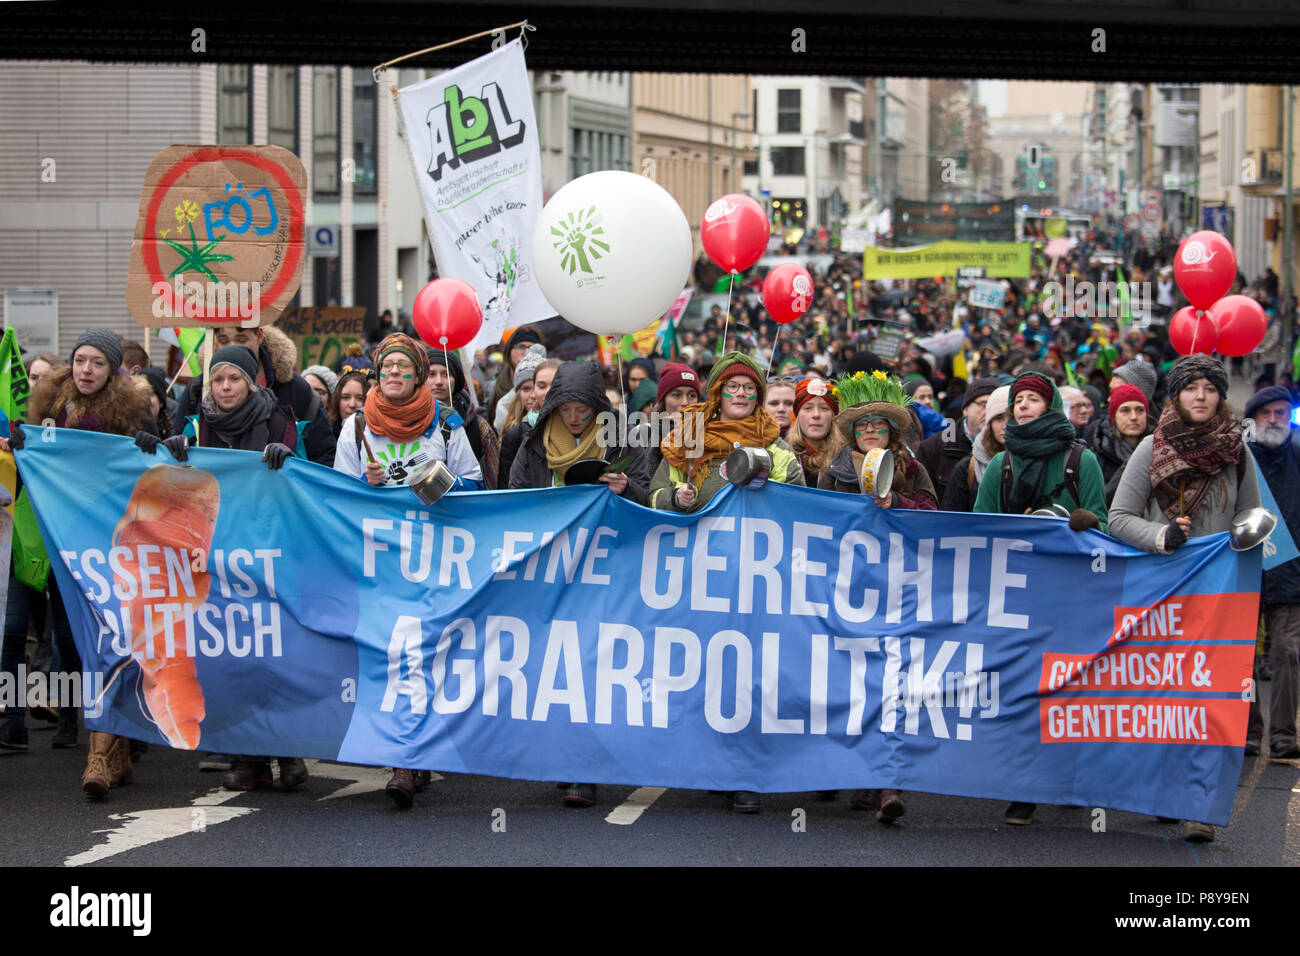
[974,369,1108,829]
[651,351,805,517]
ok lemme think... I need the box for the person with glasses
[302,365,338,409]
[817,370,938,825]
[650,352,804,815]
[333,333,482,808]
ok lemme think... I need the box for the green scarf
[1002,410,1077,513]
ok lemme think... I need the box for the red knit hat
[656,362,702,406]
[1107,383,1149,421]
[793,377,840,417]
[1010,372,1053,404]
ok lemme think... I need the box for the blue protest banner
[15,431,1261,825]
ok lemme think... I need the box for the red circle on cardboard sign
[142,146,305,324]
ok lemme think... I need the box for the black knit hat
[71,329,122,372]
[139,366,170,405]
[209,345,259,387]
[963,376,999,409]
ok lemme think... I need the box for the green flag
[0,326,31,433]
[1115,265,1133,333]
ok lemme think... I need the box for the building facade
[743,76,865,230]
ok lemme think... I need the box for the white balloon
[532,170,692,336]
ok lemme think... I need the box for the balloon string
[614,335,626,413]
[441,337,450,409]
[765,324,782,378]
[722,273,735,353]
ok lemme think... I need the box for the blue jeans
[1,571,78,728]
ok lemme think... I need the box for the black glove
[262,442,291,470]
[7,423,24,451]
[1164,522,1188,552]
[161,435,189,462]
[133,429,160,454]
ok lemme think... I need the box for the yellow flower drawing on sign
[175,200,200,228]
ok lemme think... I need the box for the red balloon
[412,279,483,350]
[1210,294,1268,357]
[762,262,814,325]
[1173,230,1237,310]
[1169,305,1218,356]
[701,194,770,275]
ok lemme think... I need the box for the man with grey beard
[1245,386,1300,759]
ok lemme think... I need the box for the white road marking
[309,760,443,801]
[604,786,666,825]
[64,787,254,867]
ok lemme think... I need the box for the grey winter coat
[1108,433,1261,554]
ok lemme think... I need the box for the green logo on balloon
[550,205,610,276]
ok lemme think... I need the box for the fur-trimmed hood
[262,325,297,386]
[27,366,149,436]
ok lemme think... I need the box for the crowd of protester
[0,227,1297,845]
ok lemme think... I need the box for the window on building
[353,71,377,194]
[743,159,758,176]
[777,89,801,133]
[267,66,298,153]
[313,67,339,195]
[218,65,251,144]
[771,146,805,176]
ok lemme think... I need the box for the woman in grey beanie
[302,365,339,406]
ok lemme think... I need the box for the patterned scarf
[661,377,779,492]
[1149,402,1243,520]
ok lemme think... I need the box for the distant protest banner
[126,145,307,328]
[17,431,1262,825]
[864,241,1031,280]
[277,307,367,371]
[397,40,554,353]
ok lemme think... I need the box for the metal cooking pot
[1229,507,1277,552]
[1030,504,1072,518]
[858,447,895,498]
[723,447,773,488]
[410,460,456,505]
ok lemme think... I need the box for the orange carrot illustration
[111,464,220,749]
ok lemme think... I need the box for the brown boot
[82,732,115,800]
[108,736,134,787]
[386,768,416,808]
[876,789,906,823]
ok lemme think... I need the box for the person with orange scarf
[332,332,481,810]
[650,351,805,516]
[333,333,482,491]
[649,351,804,816]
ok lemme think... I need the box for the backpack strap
[1003,441,1086,512]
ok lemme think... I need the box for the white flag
[396,39,554,353]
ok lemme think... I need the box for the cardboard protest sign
[126,145,306,329]
[276,307,367,371]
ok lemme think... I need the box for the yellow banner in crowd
[864,241,1032,280]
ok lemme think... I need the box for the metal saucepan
[1030,504,1072,518]
[858,447,895,498]
[1230,507,1277,552]
[410,460,456,505]
[723,447,773,488]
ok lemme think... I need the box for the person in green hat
[973,368,1108,829]
[650,351,805,517]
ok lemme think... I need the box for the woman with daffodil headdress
[816,369,939,510]
[816,369,937,827]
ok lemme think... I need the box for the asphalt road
[2,688,1296,869]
